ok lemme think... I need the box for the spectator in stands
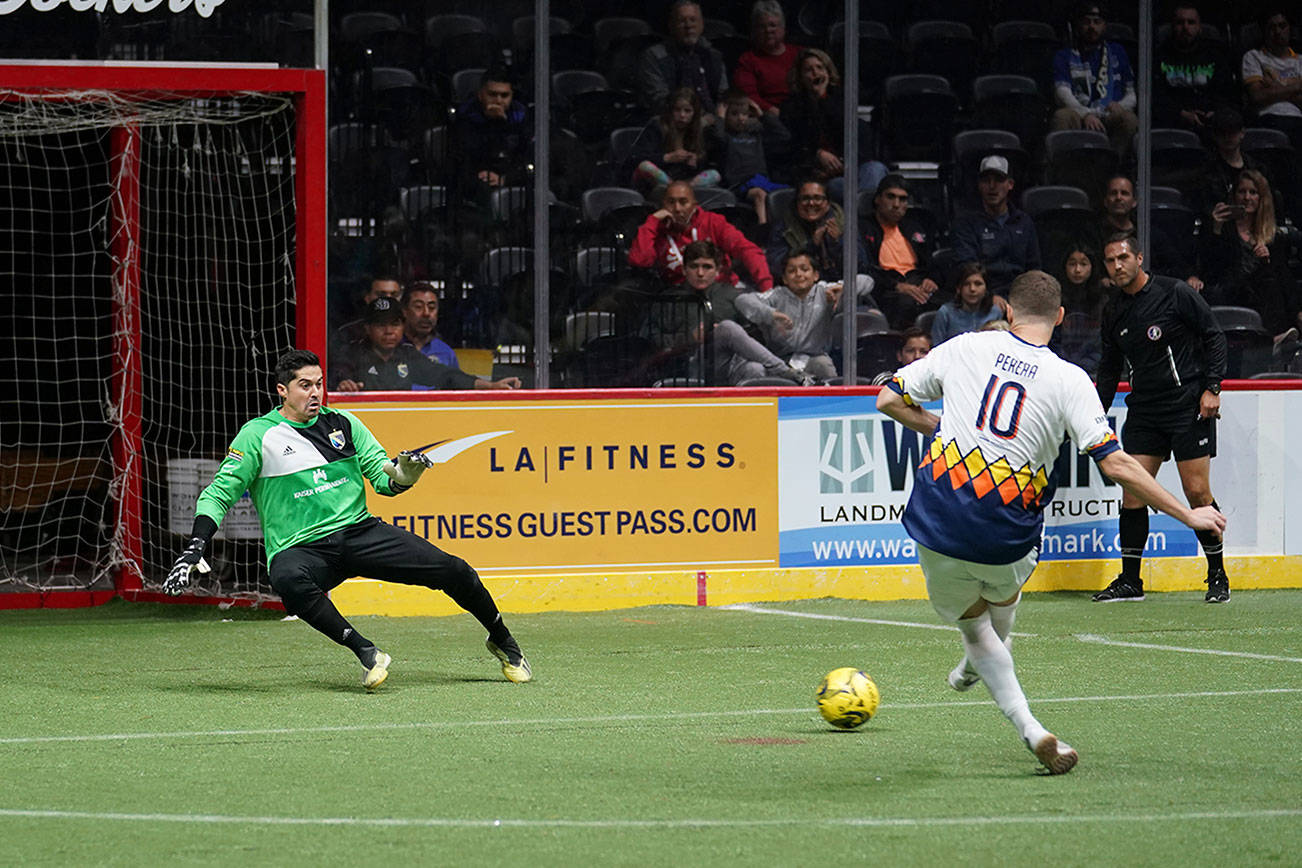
[1242,8,1302,153]
[402,283,458,369]
[870,327,931,385]
[628,180,774,291]
[1153,4,1236,137]
[733,0,802,117]
[1050,243,1108,376]
[1094,174,1202,289]
[706,88,790,224]
[639,0,728,114]
[950,156,1041,298]
[741,250,874,382]
[1201,169,1300,344]
[679,240,804,384]
[766,178,871,291]
[1199,108,1275,218]
[451,66,531,208]
[930,262,1005,345]
[332,298,520,392]
[630,87,721,194]
[330,274,403,361]
[863,173,941,329]
[779,47,887,202]
[1051,2,1139,159]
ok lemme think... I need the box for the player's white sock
[954,594,1019,678]
[956,611,1047,746]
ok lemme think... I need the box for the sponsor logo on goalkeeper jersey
[226,447,244,462]
[487,441,736,474]
[328,429,346,450]
[292,468,351,499]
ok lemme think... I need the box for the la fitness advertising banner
[346,390,1294,575]
[348,397,780,574]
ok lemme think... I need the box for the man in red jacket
[628,181,774,291]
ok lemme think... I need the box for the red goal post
[0,63,326,609]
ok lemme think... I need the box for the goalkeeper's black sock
[296,594,373,659]
[1119,507,1148,584]
[1197,499,1225,574]
[441,562,512,642]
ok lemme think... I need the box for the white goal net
[0,83,303,603]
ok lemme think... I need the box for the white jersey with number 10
[887,330,1120,565]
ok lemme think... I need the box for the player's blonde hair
[1008,270,1062,322]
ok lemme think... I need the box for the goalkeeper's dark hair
[274,349,322,386]
[1007,270,1062,322]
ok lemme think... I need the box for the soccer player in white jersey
[877,271,1226,774]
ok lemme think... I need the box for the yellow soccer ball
[816,667,880,729]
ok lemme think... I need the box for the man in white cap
[950,155,1042,298]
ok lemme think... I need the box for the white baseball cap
[978,155,1010,177]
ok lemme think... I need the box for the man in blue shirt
[950,156,1042,298]
[402,283,459,368]
[1050,2,1139,159]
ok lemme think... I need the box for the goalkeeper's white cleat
[1030,733,1078,775]
[947,658,981,692]
[486,637,532,683]
[362,651,391,691]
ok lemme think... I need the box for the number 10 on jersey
[975,375,1026,439]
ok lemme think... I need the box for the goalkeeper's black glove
[382,450,434,488]
[164,537,211,595]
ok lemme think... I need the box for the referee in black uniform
[1093,232,1230,603]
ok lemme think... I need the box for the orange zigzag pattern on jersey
[918,436,1050,509]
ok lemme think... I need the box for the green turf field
[1,591,1299,866]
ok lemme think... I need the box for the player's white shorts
[917,544,1039,623]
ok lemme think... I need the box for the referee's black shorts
[1121,403,1216,461]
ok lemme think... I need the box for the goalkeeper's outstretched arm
[163,514,217,595]
[382,450,433,492]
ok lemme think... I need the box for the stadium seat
[399,184,447,224]
[991,20,1059,96]
[1045,130,1118,206]
[1103,21,1137,67]
[972,75,1050,157]
[433,31,502,78]
[767,187,796,222]
[1211,306,1265,332]
[905,20,978,102]
[702,18,737,39]
[695,187,737,211]
[511,14,571,61]
[737,376,805,387]
[581,186,646,224]
[564,311,616,348]
[565,89,640,147]
[1022,186,1094,274]
[882,75,959,162]
[831,310,891,349]
[598,31,662,94]
[547,31,597,73]
[479,246,533,288]
[828,20,897,102]
[449,68,485,104]
[1145,128,1206,195]
[419,125,448,181]
[551,69,611,113]
[340,11,405,46]
[423,13,488,50]
[713,204,762,244]
[592,16,652,56]
[1149,186,1197,272]
[573,246,623,288]
[1241,128,1293,195]
[915,309,937,336]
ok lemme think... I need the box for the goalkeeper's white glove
[164,537,211,595]
[382,450,433,487]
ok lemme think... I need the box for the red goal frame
[0,63,326,609]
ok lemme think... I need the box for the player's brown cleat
[1031,733,1079,775]
[362,650,391,690]
[486,636,532,683]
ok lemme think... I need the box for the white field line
[0,807,1298,830]
[727,603,1302,663]
[1073,634,1302,663]
[1,688,1297,746]
[720,603,1036,637]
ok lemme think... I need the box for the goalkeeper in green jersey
[164,349,531,689]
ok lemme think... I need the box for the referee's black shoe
[1204,569,1231,603]
[1092,576,1145,602]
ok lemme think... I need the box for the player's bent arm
[1097,450,1227,535]
[876,386,941,436]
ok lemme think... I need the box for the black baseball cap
[365,296,403,324]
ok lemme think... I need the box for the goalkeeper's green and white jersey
[196,405,399,565]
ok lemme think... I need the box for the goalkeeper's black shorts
[269,517,475,594]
